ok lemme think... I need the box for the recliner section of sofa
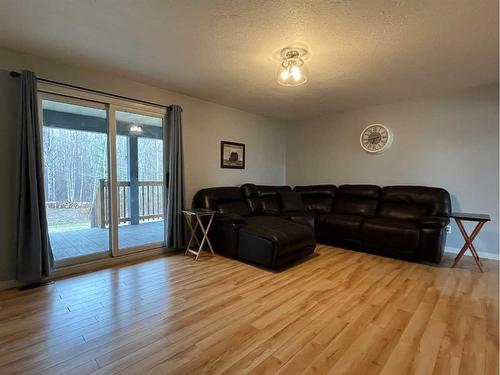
[314,185,379,249]
[193,183,451,269]
[370,186,451,262]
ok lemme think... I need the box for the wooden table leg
[451,219,486,272]
[469,242,485,269]
[197,214,215,256]
[193,214,215,260]
[184,215,201,256]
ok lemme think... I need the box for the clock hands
[367,132,381,145]
[361,125,392,152]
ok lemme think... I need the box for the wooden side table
[182,209,217,261]
[451,212,490,272]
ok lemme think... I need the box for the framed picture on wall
[220,141,245,169]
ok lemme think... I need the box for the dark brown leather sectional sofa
[193,184,451,269]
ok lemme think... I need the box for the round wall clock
[360,124,393,153]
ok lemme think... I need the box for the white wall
[0,71,19,283]
[286,84,499,257]
[0,48,286,281]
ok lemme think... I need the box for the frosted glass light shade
[277,62,308,86]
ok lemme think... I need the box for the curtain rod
[10,71,172,110]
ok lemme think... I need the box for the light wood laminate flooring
[0,245,497,374]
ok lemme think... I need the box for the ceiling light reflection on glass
[130,123,143,134]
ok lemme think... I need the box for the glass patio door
[41,95,111,264]
[39,89,167,266]
[112,108,165,254]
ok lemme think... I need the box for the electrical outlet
[445,225,451,233]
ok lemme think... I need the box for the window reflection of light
[130,124,143,134]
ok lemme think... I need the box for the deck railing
[95,179,164,228]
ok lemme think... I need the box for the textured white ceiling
[0,0,498,121]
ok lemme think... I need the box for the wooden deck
[0,245,497,374]
[49,220,164,260]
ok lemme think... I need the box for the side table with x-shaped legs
[182,209,217,261]
[451,212,490,272]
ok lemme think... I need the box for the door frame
[110,105,167,256]
[38,83,167,267]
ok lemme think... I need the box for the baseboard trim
[0,280,24,291]
[0,280,24,290]
[49,247,178,279]
[0,247,182,291]
[445,246,499,260]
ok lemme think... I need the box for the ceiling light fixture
[277,47,309,87]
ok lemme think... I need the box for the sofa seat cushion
[243,216,315,256]
[316,214,364,241]
[363,218,420,251]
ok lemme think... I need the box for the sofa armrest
[214,213,247,224]
[417,216,450,228]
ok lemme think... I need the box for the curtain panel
[165,105,185,249]
[16,70,54,282]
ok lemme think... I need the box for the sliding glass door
[41,96,110,263]
[39,89,167,266]
[114,109,165,253]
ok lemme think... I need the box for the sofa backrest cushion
[241,183,292,215]
[293,185,336,213]
[378,186,451,220]
[216,201,251,217]
[193,187,250,216]
[334,185,380,217]
[279,191,305,212]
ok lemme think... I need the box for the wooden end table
[451,212,490,272]
[182,209,217,261]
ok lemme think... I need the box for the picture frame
[220,141,245,169]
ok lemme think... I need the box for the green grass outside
[47,207,93,233]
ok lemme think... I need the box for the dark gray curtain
[165,105,185,249]
[16,70,54,282]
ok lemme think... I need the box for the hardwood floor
[0,245,497,374]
